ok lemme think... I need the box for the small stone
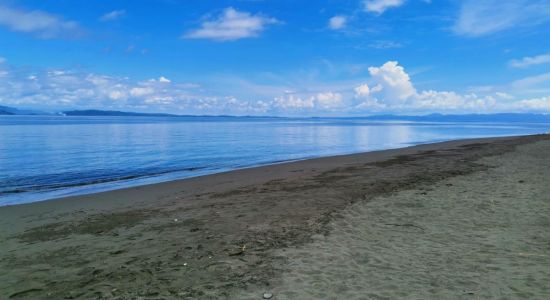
[263,292,273,299]
[174,219,178,222]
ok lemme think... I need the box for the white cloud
[100,10,126,22]
[0,67,276,115]
[0,67,212,111]
[512,72,550,90]
[0,57,5,64]
[495,92,514,100]
[0,61,549,115]
[355,84,371,97]
[413,91,497,111]
[0,5,82,39]
[368,40,403,49]
[272,94,315,110]
[514,96,550,110]
[509,54,550,68]
[353,61,550,113]
[367,61,416,103]
[130,87,154,97]
[158,76,171,83]
[454,0,550,37]
[184,7,279,41]
[316,92,343,109]
[271,92,343,111]
[328,15,347,30]
[363,0,405,14]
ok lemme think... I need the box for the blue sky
[0,0,549,116]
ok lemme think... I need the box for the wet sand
[1,134,549,299]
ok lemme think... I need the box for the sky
[0,0,549,116]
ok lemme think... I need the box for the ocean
[1,115,549,206]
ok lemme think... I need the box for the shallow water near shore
[1,115,549,205]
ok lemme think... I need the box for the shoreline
[1,134,549,299]
[0,134,538,209]
[0,136,492,207]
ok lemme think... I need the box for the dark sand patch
[13,209,155,243]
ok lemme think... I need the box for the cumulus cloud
[363,0,405,14]
[353,61,550,113]
[100,10,126,22]
[184,7,279,41]
[328,15,347,30]
[0,5,82,39]
[509,53,550,68]
[367,61,416,103]
[355,84,370,97]
[454,0,550,37]
[316,92,344,109]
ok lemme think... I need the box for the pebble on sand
[263,292,273,299]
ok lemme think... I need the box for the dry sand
[0,134,549,299]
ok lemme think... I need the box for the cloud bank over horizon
[0,60,548,116]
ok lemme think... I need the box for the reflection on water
[1,116,548,205]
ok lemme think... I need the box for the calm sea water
[1,115,549,206]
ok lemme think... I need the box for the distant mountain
[0,105,47,115]
[61,109,278,119]
[62,110,180,117]
[0,107,14,115]
[360,113,550,123]
[2,106,549,122]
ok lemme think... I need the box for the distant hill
[2,105,549,122]
[0,108,15,115]
[0,105,47,115]
[360,113,550,123]
[62,110,180,117]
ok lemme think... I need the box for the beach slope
[1,134,549,299]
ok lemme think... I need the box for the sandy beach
[1,134,549,299]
